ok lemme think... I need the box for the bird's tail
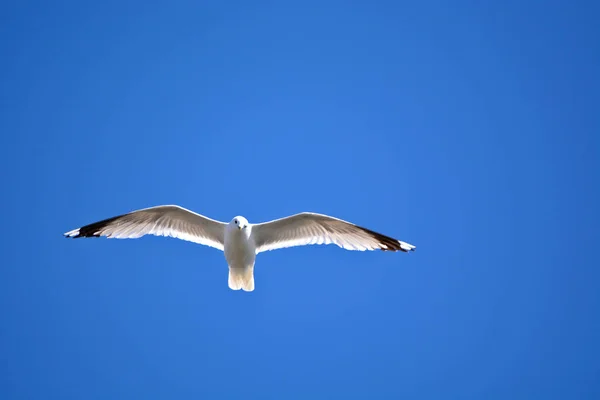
[228,267,255,292]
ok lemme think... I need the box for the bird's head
[231,216,248,230]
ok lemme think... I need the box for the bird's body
[64,205,415,292]
[224,217,256,291]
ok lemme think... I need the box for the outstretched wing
[252,212,415,254]
[64,205,226,251]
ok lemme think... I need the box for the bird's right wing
[64,205,226,251]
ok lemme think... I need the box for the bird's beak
[238,225,243,230]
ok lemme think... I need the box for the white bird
[64,205,415,292]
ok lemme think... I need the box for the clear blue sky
[1,1,598,398]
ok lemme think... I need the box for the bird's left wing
[64,205,226,251]
[252,212,415,254]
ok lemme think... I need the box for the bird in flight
[64,205,415,292]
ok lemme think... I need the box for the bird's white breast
[224,226,256,268]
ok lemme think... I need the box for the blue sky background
[1,1,599,398]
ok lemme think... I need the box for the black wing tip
[390,245,416,253]
[379,245,414,252]
[64,214,123,239]
[398,244,416,253]
[356,225,415,253]
[64,230,102,239]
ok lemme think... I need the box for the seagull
[64,205,415,292]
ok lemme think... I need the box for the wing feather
[252,212,415,254]
[64,205,226,251]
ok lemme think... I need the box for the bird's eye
[234,220,237,224]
